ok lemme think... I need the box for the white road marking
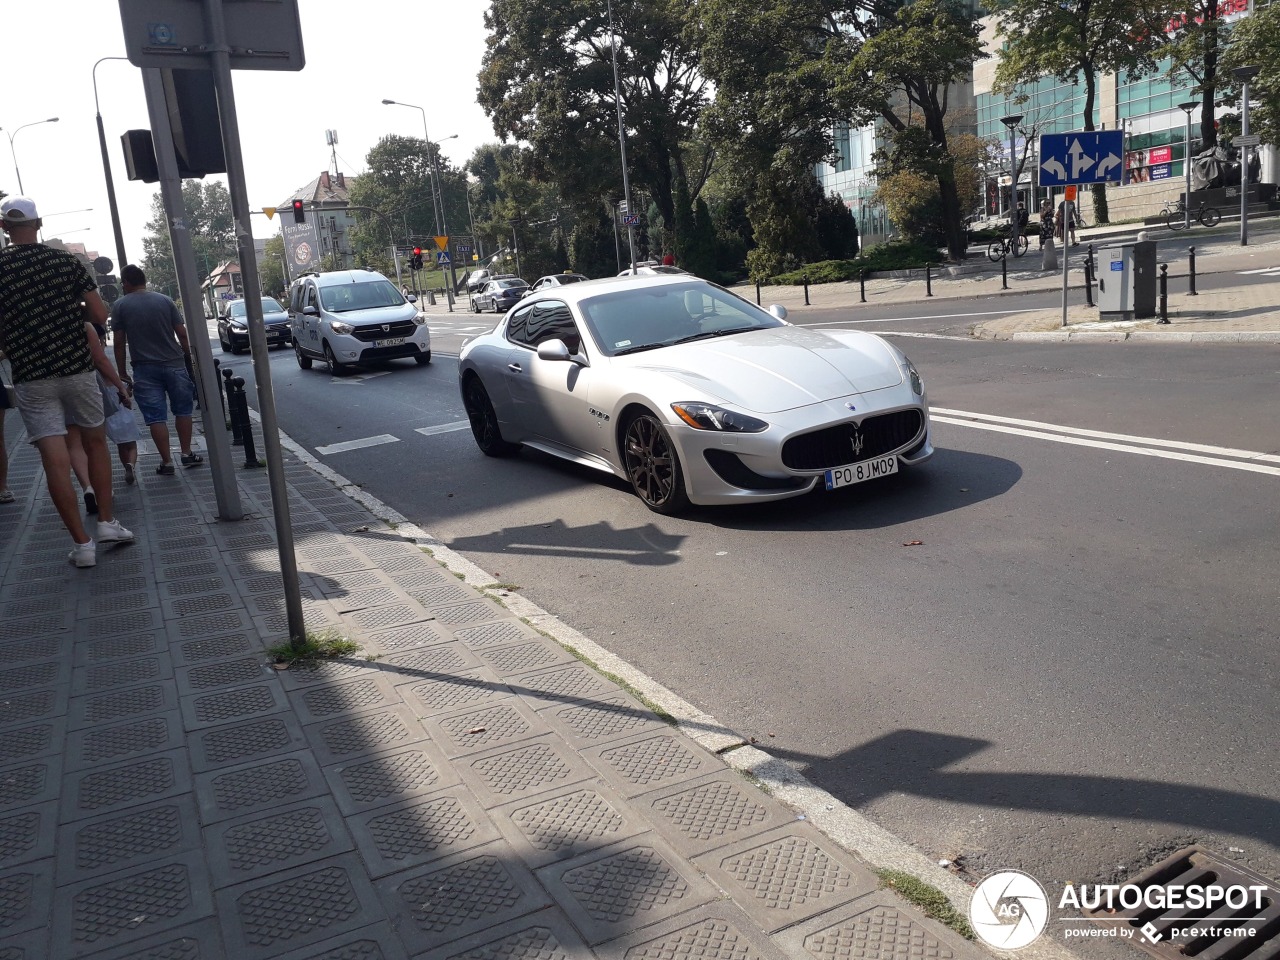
[415,421,471,437]
[315,434,401,456]
[932,408,1280,477]
[1237,266,1280,275]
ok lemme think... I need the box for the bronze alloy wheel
[623,413,689,514]
[463,377,517,457]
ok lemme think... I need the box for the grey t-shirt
[110,290,186,367]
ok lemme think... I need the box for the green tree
[259,234,288,301]
[988,0,1172,223]
[1164,0,1242,153]
[1218,1,1280,147]
[347,134,438,265]
[140,180,237,297]
[571,205,621,278]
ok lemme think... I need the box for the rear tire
[1013,235,1029,258]
[1167,211,1187,230]
[622,412,690,515]
[295,343,312,370]
[1201,206,1221,228]
[219,333,231,353]
[987,241,1005,263]
[462,376,518,457]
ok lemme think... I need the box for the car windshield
[229,298,284,318]
[578,281,784,357]
[319,280,404,313]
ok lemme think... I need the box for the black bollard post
[1083,248,1094,308]
[225,370,243,444]
[212,358,227,424]
[1001,252,1008,290]
[925,263,933,297]
[1188,246,1198,296]
[859,270,866,303]
[1158,263,1169,323]
[803,275,810,306]
[755,281,761,306]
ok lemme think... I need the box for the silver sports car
[457,275,932,513]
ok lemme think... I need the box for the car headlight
[671,402,768,433]
[412,314,427,326]
[329,321,354,335]
[902,356,924,396]
[230,320,247,329]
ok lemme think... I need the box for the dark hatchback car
[218,297,292,354]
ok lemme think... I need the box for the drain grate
[1085,846,1280,960]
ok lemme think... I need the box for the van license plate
[375,337,405,347]
[824,455,898,490]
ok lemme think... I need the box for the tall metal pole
[202,0,305,645]
[606,0,637,273]
[1233,66,1260,247]
[93,57,130,273]
[1061,200,1072,328]
[140,68,242,523]
[1001,114,1023,253]
[1179,102,1196,231]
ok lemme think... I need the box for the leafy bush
[967,227,1006,243]
[764,240,943,285]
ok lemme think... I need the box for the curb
[1009,329,1280,343]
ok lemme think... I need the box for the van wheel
[414,351,432,365]
[295,342,312,370]
[323,342,348,375]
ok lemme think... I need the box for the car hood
[229,311,288,325]
[627,326,903,414]
[329,303,417,326]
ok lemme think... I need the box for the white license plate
[374,337,405,347]
[824,455,898,490]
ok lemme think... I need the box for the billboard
[283,220,319,277]
[1126,147,1175,183]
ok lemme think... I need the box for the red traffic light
[291,199,306,223]
[413,247,422,256]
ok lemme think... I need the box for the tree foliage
[259,234,287,302]
[1217,0,1280,148]
[140,180,236,299]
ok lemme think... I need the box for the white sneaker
[96,519,135,543]
[69,540,97,568]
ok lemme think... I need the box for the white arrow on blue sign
[1038,131,1125,186]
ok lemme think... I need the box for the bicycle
[1165,199,1221,230]
[987,231,1030,262]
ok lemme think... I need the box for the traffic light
[412,247,423,270]
[292,199,306,223]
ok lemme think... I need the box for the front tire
[414,350,432,365]
[1013,235,1029,258]
[323,342,349,375]
[622,412,690,515]
[1200,207,1221,228]
[462,376,518,457]
[1167,211,1187,231]
[295,343,312,370]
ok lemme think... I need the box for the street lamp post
[606,0,637,273]
[93,56,130,273]
[3,117,59,196]
[1000,114,1023,254]
[1178,101,1197,230]
[381,99,442,236]
[1232,66,1260,246]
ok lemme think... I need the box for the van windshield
[319,280,405,313]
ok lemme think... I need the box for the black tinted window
[506,304,533,345]
[525,301,581,352]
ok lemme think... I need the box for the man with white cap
[0,196,135,567]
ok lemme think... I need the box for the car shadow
[445,517,686,567]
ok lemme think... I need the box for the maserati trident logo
[850,428,864,458]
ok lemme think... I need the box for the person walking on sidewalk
[110,265,203,476]
[0,196,135,566]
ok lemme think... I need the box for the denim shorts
[14,370,105,443]
[132,362,195,426]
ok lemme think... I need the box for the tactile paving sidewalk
[0,437,983,960]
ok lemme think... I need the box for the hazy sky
[4,1,495,269]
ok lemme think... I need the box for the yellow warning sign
[434,235,449,252]
[263,206,277,220]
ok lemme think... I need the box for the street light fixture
[1000,114,1023,254]
[3,117,59,196]
[1178,101,1198,231]
[381,99,443,237]
[1232,65,1260,246]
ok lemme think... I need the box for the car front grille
[781,409,924,471]
[349,320,418,343]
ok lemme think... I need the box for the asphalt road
[212,278,1280,895]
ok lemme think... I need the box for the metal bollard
[859,270,866,303]
[755,281,761,306]
[229,377,262,467]
[925,263,933,297]
[1158,263,1170,323]
[1188,246,1198,296]
[223,368,242,443]
[803,275,810,306]
[1083,247,1094,308]
[1001,252,1008,290]
[212,358,227,424]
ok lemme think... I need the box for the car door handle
[507,363,523,373]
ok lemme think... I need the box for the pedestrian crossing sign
[437,252,451,266]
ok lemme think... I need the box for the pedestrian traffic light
[292,199,306,223]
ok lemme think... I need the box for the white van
[288,269,431,373]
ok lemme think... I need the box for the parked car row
[466,267,691,313]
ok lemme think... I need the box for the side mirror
[768,304,789,321]
[303,305,318,316]
[536,339,572,362]
[406,294,417,303]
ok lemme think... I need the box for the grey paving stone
[253,602,344,637]
[491,781,647,869]
[81,588,160,619]
[311,568,400,599]
[216,853,385,960]
[276,656,378,691]
[0,596,66,620]
[455,736,596,809]
[347,785,501,879]
[361,620,456,655]
[300,553,378,577]
[323,741,460,816]
[64,711,183,770]
[74,631,162,666]
[162,591,244,620]
[172,631,258,666]
[268,923,411,960]
[475,641,578,678]
[69,681,177,730]
[0,927,50,959]
[773,895,976,960]
[630,772,798,857]
[305,704,428,766]
[71,652,173,695]
[426,599,509,629]
[4,579,63,601]
[157,574,231,599]
[171,608,257,640]
[404,581,483,608]
[411,907,593,960]
[330,583,421,615]
[452,621,542,651]
[76,610,159,639]
[60,748,191,822]
[173,654,271,697]
[375,643,482,686]
[56,795,202,883]
[52,851,214,958]
[188,711,308,772]
[508,664,620,711]
[375,554,435,574]
[0,859,53,938]
[543,695,668,749]
[0,688,66,732]
[179,680,289,730]
[232,571,303,596]
[203,796,355,889]
[0,801,57,870]
[536,837,718,946]
[385,565,450,591]
[341,601,434,635]
[289,674,404,725]
[427,699,550,758]
[400,668,511,718]
[0,658,69,694]
[193,750,328,823]
[597,901,793,960]
[0,717,65,766]
[690,827,878,935]
[0,756,63,813]
[58,918,225,960]
[377,842,552,956]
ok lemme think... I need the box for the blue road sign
[1038,131,1125,186]
[622,215,641,227]
[436,252,451,266]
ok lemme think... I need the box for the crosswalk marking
[315,434,401,456]
[1237,267,1280,276]
[415,421,471,437]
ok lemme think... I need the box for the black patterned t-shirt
[0,243,96,384]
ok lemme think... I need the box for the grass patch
[876,869,975,940]
[765,240,947,285]
[482,583,522,592]
[268,628,361,665]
